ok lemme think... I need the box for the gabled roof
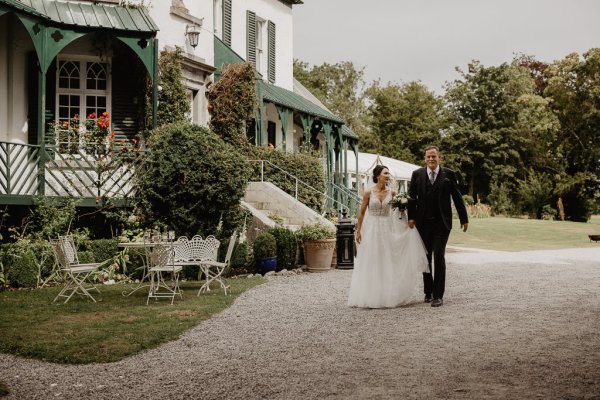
[0,0,158,33]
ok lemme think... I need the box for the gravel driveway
[1,247,599,399]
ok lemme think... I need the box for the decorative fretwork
[0,141,145,203]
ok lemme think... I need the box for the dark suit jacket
[407,166,469,231]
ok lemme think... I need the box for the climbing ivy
[156,47,190,127]
[206,63,257,148]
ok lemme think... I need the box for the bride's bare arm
[355,191,370,243]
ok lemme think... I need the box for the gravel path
[1,247,600,399]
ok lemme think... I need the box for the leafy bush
[83,238,119,264]
[462,195,475,206]
[230,242,250,270]
[296,223,336,241]
[18,197,77,241]
[267,227,297,270]
[6,249,38,288]
[206,62,257,147]
[488,182,514,215]
[247,147,327,213]
[156,47,190,126]
[135,122,252,237]
[253,232,277,260]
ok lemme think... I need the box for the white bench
[173,234,233,295]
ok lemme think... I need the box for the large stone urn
[303,239,336,272]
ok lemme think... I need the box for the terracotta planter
[303,239,336,272]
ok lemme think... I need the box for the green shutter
[246,10,256,66]
[267,20,276,83]
[223,0,232,46]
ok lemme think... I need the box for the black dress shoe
[431,298,443,307]
[424,294,433,303]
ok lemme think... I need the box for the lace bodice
[368,190,392,217]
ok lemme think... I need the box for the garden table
[118,241,160,296]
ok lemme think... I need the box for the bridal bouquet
[390,192,413,219]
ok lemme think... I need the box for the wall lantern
[185,24,201,48]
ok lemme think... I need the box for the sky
[293,0,600,93]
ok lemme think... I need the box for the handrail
[249,159,358,217]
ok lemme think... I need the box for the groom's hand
[462,223,469,232]
[408,219,416,229]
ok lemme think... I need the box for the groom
[407,146,469,307]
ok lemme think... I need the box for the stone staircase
[242,181,334,238]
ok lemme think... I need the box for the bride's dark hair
[372,165,388,183]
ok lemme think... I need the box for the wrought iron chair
[198,231,237,296]
[51,235,101,304]
[146,241,183,305]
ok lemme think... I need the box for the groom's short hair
[424,145,439,153]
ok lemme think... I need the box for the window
[55,58,111,153]
[247,11,275,83]
[256,18,266,76]
[213,0,223,39]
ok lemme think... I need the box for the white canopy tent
[346,151,422,195]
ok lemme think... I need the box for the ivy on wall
[156,47,190,127]
[206,63,257,147]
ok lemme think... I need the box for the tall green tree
[366,81,443,164]
[544,49,600,221]
[442,61,558,206]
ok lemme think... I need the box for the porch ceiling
[260,80,343,125]
[0,0,158,33]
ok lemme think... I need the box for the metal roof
[260,80,343,124]
[1,0,158,33]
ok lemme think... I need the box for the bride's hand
[355,231,361,244]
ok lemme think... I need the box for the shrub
[156,47,190,126]
[135,122,252,237]
[83,238,119,264]
[267,227,297,270]
[296,223,336,241]
[6,249,38,288]
[247,147,327,213]
[230,242,250,270]
[252,232,277,260]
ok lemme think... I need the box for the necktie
[430,171,436,184]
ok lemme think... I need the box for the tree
[543,49,600,221]
[156,47,190,127]
[442,61,558,206]
[365,81,444,164]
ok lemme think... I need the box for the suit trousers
[418,218,450,299]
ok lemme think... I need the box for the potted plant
[296,223,336,272]
[253,232,277,274]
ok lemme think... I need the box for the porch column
[299,114,313,152]
[275,105,292,152]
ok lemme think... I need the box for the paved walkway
[1,247,599,399]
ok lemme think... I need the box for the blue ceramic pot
[258,256,277,274]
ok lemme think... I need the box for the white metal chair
[198,231,237,296]
[51,235,101,304]
[146,242,183,305]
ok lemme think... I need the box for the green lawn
[0,277,265,364]
[449,215,600,251]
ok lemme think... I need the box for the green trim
[0,195,132,207]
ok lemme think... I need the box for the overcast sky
[293,0,600,93]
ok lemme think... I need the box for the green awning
[260,80,343,124]
[342,125,359,140]
[0,0,158,33]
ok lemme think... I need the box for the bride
[348,165,428,308]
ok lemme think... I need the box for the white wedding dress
[348,190,428,308]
